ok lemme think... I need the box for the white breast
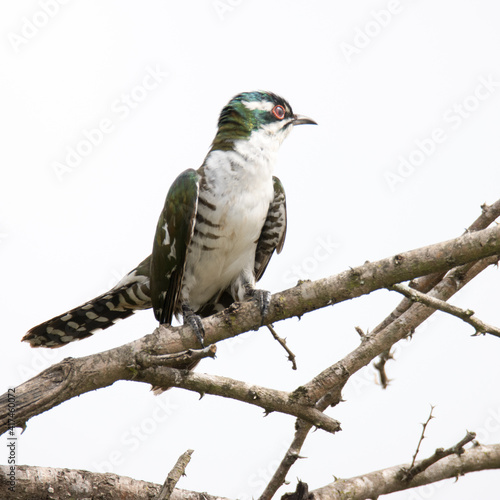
[182,131,279,311]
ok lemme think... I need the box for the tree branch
[3,224,500,435]
[259,253,499,497]
[373,350,393,388]
[390,283,500,337]
[408,405,435,471]
[375,200,500,332]
[372,199,500,384]
[294,254,499,406]
[137,366,341,433]
[0,464,229,500]
[155,449,194,500]
[400,431,476,482]
[137,345,217,368]
[307,442,499,500]
[267,324,297,370]
[2,441,497,500]
[258,381,347,500]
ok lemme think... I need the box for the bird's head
[211,91,316,152]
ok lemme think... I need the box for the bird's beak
[292,114,317,126]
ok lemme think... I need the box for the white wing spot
[162,223,170,245]
[61,313,72,321]
[86,311,98,320]
[96,317,110,323]
[67,321,80,329]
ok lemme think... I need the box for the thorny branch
[391,283,500,337]
[267,324,298,370]
[408,405,436,471]
[293,256,499,406]
[373,350,393,388]
[1,203,500,500]
[259,201,500,499]
[0,464,230,500]
[155,449,194,500]
[140,367,341,433]
[265,255,499,498]
[1,441,497,499]
[399,431,477,482]
[372,199,500,386]
[3,223,500,435]
[303,442,500,500]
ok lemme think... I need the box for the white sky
[2,1,500,498]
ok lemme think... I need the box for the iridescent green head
[211,91,316,151]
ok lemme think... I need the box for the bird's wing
[150,169,200,324]
[254,176,287,281]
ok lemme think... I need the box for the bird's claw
[246,287,271,325]
[183,306,205,347]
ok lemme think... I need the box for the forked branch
[3,224,500,435]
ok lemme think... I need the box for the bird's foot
[245,286,271,325]
[182,304,205,347]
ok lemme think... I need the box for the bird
[23,91,316,349]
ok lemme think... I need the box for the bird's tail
[23,261,152,348]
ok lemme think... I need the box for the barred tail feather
[23,280,152,348]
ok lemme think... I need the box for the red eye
[272,105,286,120]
